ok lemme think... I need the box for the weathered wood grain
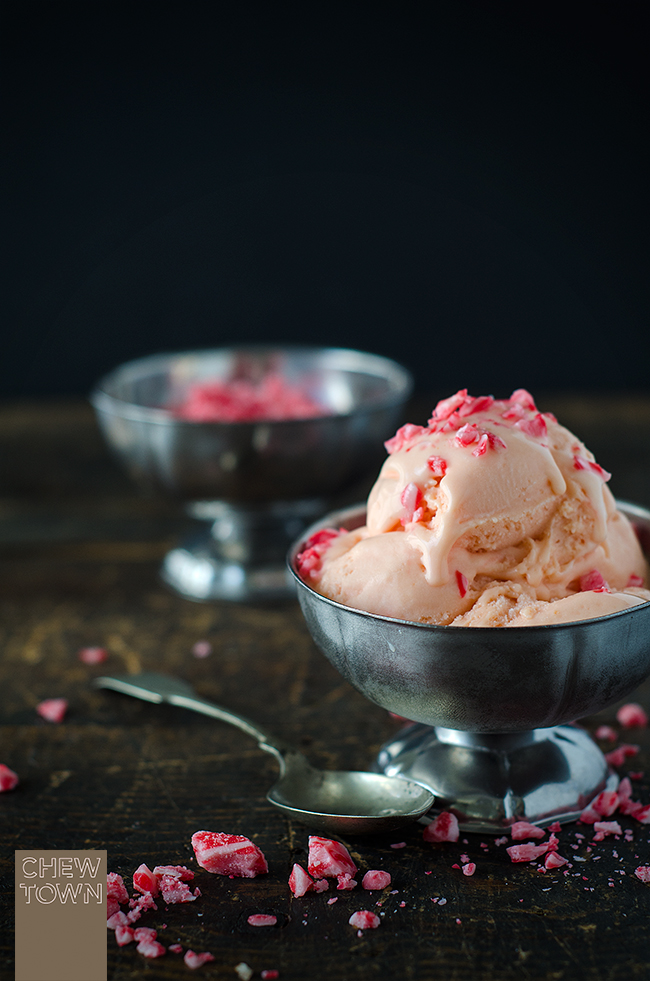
[1,398,649,981]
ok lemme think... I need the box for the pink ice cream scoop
[297,389,650,626]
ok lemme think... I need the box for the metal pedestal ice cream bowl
[91,347,412,601]
[289,502,650,832]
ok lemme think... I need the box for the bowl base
[161,499,327,601]
[376,723,616,834]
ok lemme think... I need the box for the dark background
[3,1,649,400]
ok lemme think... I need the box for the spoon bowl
[94,671,434,835]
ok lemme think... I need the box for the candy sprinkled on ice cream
[297,388,650,626]
[172,373,328,422]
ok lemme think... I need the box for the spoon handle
[94,672,298,768]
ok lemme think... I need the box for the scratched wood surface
[1,395,650,981]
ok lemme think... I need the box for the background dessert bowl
[91,346,413,601]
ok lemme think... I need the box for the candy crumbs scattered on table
[136,936,166,959]
[510,821,546,840]
[261,971,280,980]
[390,842,407,849]
[307,836,357,879]
[362,870,391,890]
[133,863,160,896]
[506,843,550,863]
[191,831,268,877]
[247,914,277,927]
[184,950,215,969]
[114,925,134,946]
[235,962,254,980]
[462,863,476,876]
[348,910,381,931]
[0,764,19,792]
[336,874,358,891]
[168,943,184,954]
[36,698,68,723]
[605,744,640,767]
[423,811,459,843]
[327,897,338,904]
[107,872,129,905]
[593,821,623,841]
[544,852,569,870]
[78,646,109,664]
[191,640,212,659]
[634,866,650,883]
[288,863,313,898]
[595,724,618,741]
[616,703,649,729]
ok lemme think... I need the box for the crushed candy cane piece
[288,863,314,898]
[510,821,546,840]
[627,573,645,587]
[191,831,268,878]
[593,821,622,840]
[545,852,568,869]
[106,897,121,919]
[78,646,108,664]
[514,413,547,439]
[261,972,279,980]
[579,570,610,593]
[595,725,618,741]
[159,876,198,904]
[235,963,254,981]
[426,455,448,477]
[0,764,19,792]
[506,842,549,863]
[36,698,68,723]
[456,571,468,598]
[168,943,184,954]
[133,863,160,896]
[136,938,166,958]
[307,836,357,879]
[247,914,277,927]
[634,866,650,883]
[605,744,639,767]
[362,870,391,890]
[115,925,134,946]
[591,790,620,817]
[107,872,129,905]
[573,455,611,482]
[348,910,381,930]
[133,927,158,943]
[336,874,358,890]
[423,811,460,843]
[173,373,327,422]
[385,423,428,454]
[191,640,212,658]
[184,950,216,969]
[107,911,128,929]
[462,863,476,876]
[616,703,648,729]
[152,864,194,881]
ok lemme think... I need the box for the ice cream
[296,388,650,626]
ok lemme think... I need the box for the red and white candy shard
[159,876,198,904]
[307,836,357,879]
[506,842,550,863]
[579,570,610,593]
[247,914,277,927]
[616,703,649,729]
[348,910,381,930]
[133,863,160,896]
[462,863,476,876]
[362,870,392,890]
[184,950,216,969]
[0,764,19,792]
[288,863,314,898]
[172,373,327,423]
[634,866,650,883]
[78,646,109,664]
[191,831,268,878]
[107,872,129,905]
[510,821,546,840]
[36,698,68,723]
[423,811,460,843]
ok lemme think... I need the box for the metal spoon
[94,671,434,835]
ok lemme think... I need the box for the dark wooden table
[1,395,650,981]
